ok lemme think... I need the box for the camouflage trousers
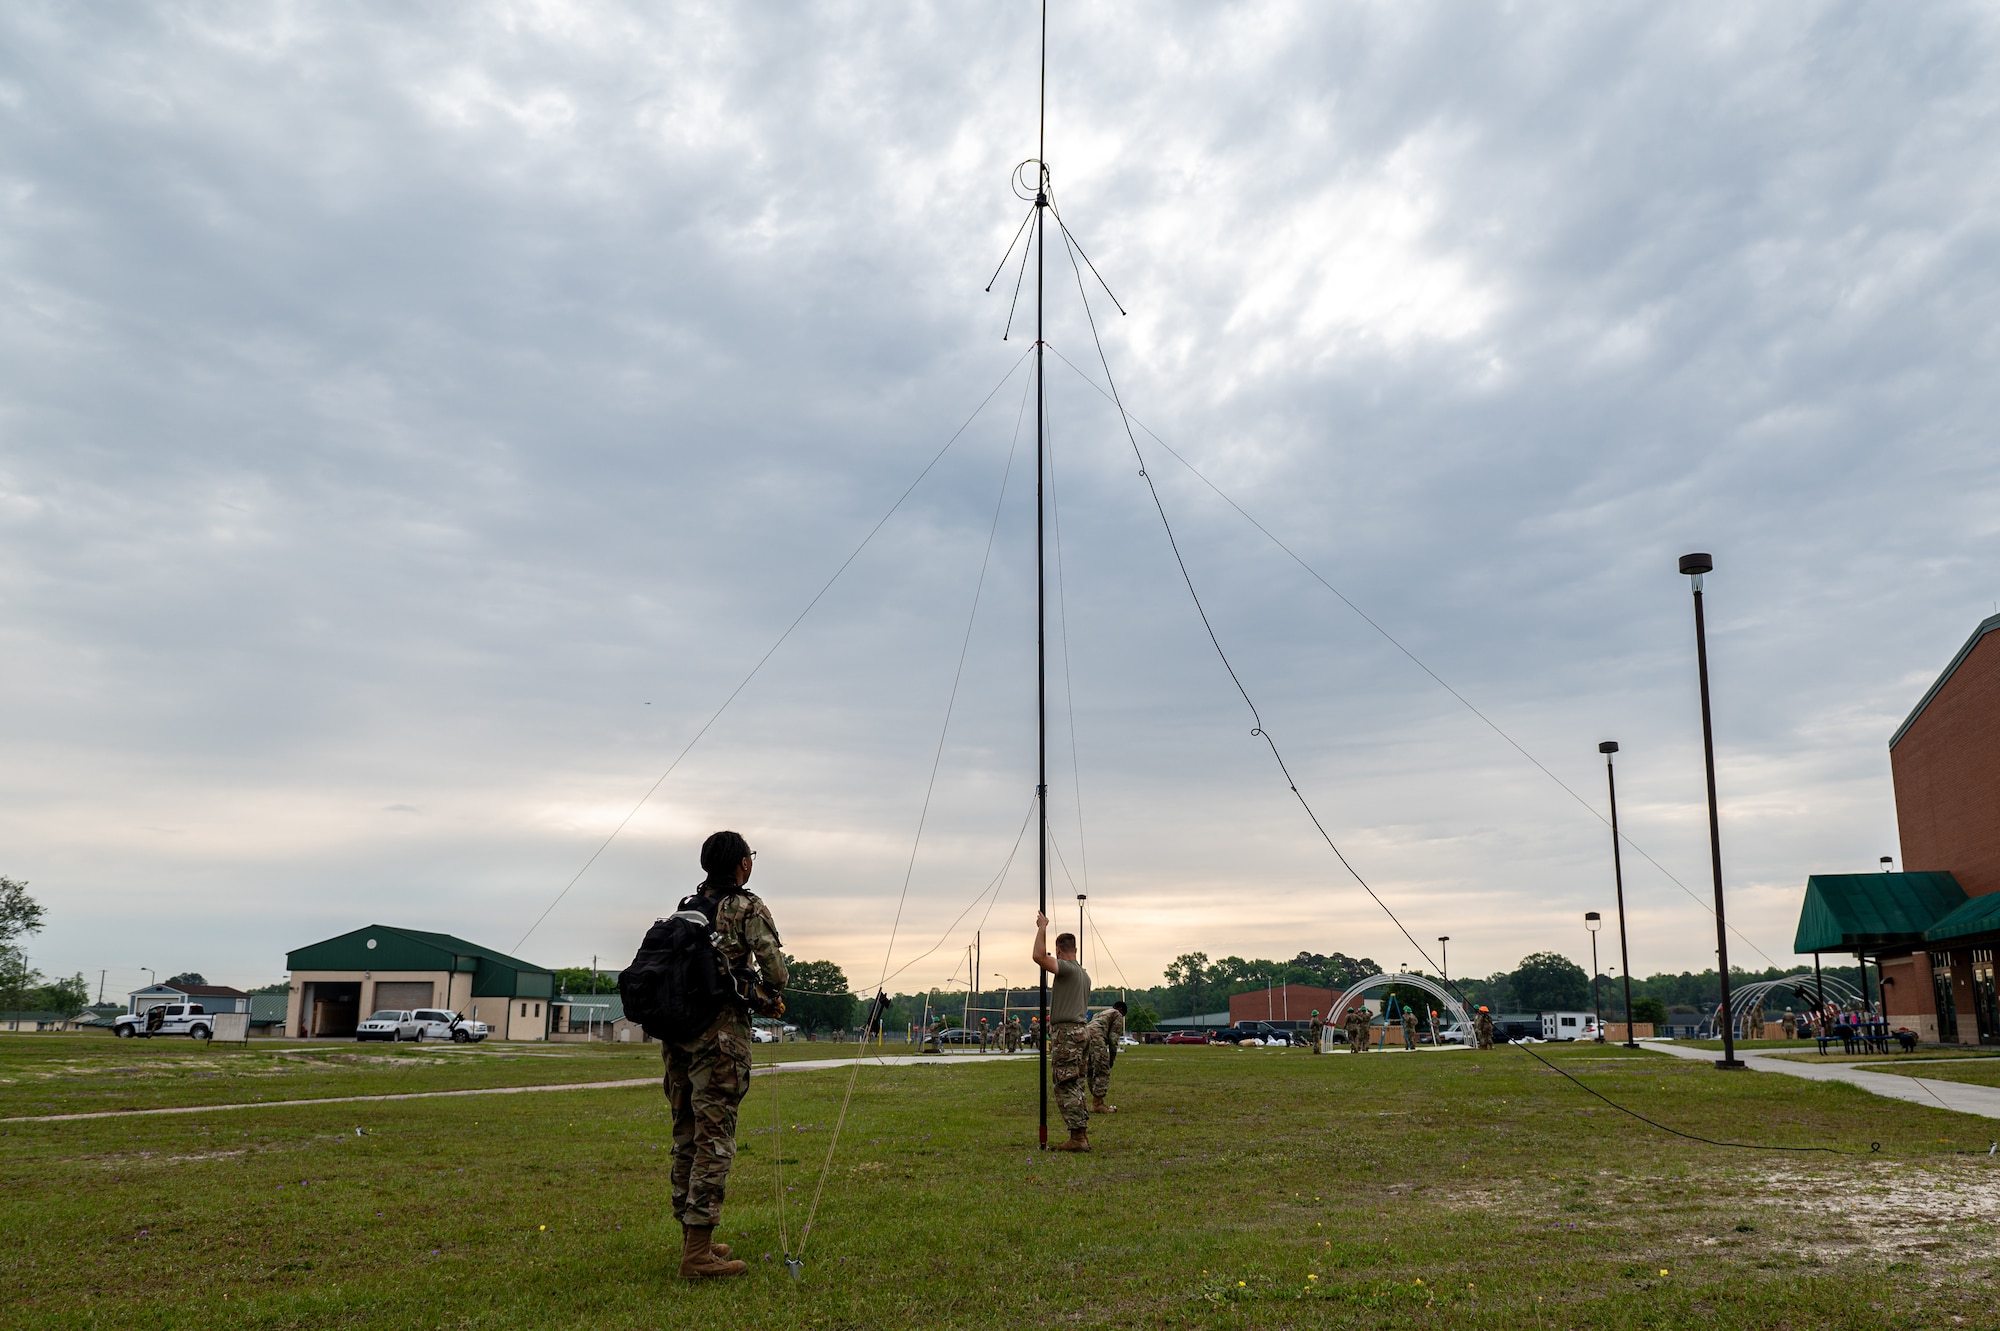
[1085,1026,1116,1099]
[665,1012,753,1228]
[1347,1027,1366,1053]
[1308,1025,1324,1053]
[1051,1020,1089,1132]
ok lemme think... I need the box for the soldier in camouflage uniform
[1086,1000,1126,1112]
[1308,1009,1325,1054]
[1401,1006,1418,1051]
[1034,912,1094,1150]
[1474,1006,1494,1050]
[665,830,787,1280]
[1004,1016,1022,1052]
[1344,1003,1368,1053]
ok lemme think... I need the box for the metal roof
[1890,612,2000,750]
[1924,890,2000,945]
[1793,872,1966,953]
[286,925,553,999]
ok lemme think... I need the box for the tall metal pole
[1077,894,1086,972]
[1601,742,1638,1048]
[1034,0,1050,1147]
[1680,553,1745,1070]
[1438,937,1450,988]
[1586,913,1603,1040]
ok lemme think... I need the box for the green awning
[1925,890,2000,945]
[1793,872,1965,954]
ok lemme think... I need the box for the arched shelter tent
[1712,973,1864,1037]
[286,925,556,1041]
[1325,973,1470,1048]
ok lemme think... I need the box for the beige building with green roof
[285,925,556,1040]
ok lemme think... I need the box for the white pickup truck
[356,1008,491,1043]
[113,1003,217,1040]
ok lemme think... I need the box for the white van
[1541,1012,1601,1041]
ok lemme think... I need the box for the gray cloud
[2,2,1996,998]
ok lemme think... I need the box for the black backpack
[619,892,744,1042]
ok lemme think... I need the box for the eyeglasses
[746,851,758,859]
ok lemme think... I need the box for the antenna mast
[1033,0,1050,1150]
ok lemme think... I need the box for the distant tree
[551,966,616,994]
[246,981,292,995]
[1126,1004,1159,1033]
[1511,953,1590,1011]
[1630,996,1667,1027]
[27,973,88,1017]
[165,972,207,987]
[0,946,41,1011]
[1163,953,1211,1018]
[0,877,42,947]
[784,958,856,1033]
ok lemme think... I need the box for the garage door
[374,982,434,1010]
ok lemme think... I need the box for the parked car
[355,1010,423,1042]
[1209,1021,1292,1046]
[113,1003,214,1040]
[1165,1031,1216,1044]
[410,1008,488,1043]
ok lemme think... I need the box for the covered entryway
[307,982,360,1037]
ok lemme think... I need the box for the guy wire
[792,361,1035,1263]
[513,348,1033,952]
[1056,223,1864,1159]
[1043,343,1785,973]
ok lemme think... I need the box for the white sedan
[356,1009,422,1042]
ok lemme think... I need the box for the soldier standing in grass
[1086,1000,1126,1114]
[1308,1009,1325,1054]
[664,830,787,1280]
[1033,911,1093,1151]
[1400,1005,1418,1051]
[1781,1008,1797,1040]
[1344,1003,1368,1053]
[1474,1005,1494,1050]
[1005,1015,1022,1052]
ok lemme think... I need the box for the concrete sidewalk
[1644,1040,2000,1121]
[0,1052,1031,1124]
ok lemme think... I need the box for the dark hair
[699,830,752,891]
[1055,932,1077,952]
[1113,1001,1127,1014]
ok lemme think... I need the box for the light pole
[1076,894,1086,972]
[994,973,1011,1041]
[1585,912,1604,1041]
[1438,937,1450,988]
[1680,551,1745,1070]
[1600,740,1639,1048]
[1880,856,1893,872]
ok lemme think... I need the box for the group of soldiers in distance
[1305,998,1498,1051]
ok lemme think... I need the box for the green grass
[0,1035,905,1118]
[1869,1058,2000,1087]
[3,1038,1997,1328]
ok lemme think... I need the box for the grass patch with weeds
[4,1038,1997,1328]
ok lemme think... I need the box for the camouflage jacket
[704,887,788,1007]
[1087,1007,1125,1044]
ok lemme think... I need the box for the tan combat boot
[1049,1130,1090,1152]
[679,1225,749,1279]
[1090,1097,1117,1114]
[676,1222,731,1259]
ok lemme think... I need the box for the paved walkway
[1644,1040,2000,1121]
[0,1052,1030,1124]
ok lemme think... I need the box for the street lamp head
[1880,856,1893,871]
[1585,911,1602,932]
[1599,740,1619,754]
[1678,552,1713,576]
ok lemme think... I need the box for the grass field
[1870,1059,2000,1088]
[5,1035,1998,1329]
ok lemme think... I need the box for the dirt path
[0,1052,1031,1124]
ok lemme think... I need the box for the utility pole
[97,970,106,1005]
[1601,741,1638,1048]
[1679,552,1745,1070]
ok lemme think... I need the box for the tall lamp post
[1600,741,1639,1048]
[1680,551,1746,1070]
[1438,937,1450,989]
[1585,912,1604,1041]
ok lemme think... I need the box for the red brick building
[1795,613,2000,1044]
[1228,985,1338,1025]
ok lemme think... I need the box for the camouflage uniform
[1052,1021,1090,1131]
[664,887,787,1230]
[1085,1007,1125,1099]
[1474,1010,1494,1050]
[1345,1006,1368,1053]
[1308,1012,1325,1053]
[1401,1010,1418,1050]
[1004,1017,1021,1052]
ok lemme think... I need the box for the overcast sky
[4,3,1997,1002]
